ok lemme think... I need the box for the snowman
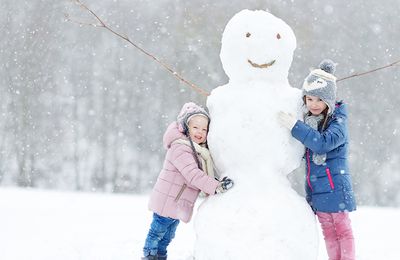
[193,10,319,259]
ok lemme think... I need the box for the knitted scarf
[304,114,327,165]
[172,139,216,179]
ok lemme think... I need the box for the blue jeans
[143,213,180,257]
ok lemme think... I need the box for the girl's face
[188,115,209,144]
[305,95,328,115]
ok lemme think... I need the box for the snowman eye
[276,33,281,39]
[246,32,251,38]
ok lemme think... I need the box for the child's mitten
[215,176,234,194]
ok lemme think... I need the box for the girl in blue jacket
[278,60,356,260]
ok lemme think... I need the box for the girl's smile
[187,115,209,144]
[305,95,328,115]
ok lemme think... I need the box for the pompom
[319,59,336,74]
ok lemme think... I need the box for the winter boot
[141,255,157,260]
[157,255,167,260]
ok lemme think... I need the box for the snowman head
[220,10,296,84]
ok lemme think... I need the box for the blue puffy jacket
[291,102,356,213]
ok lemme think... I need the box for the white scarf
[304,114,327,165]
[172,139,216,179]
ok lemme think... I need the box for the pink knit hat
[177,102,210,134]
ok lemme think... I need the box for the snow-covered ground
[0,187,398,260]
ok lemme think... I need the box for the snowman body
[194,10,318,260]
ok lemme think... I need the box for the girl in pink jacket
[142,102,234,260]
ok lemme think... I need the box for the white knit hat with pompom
[302,59,337,114]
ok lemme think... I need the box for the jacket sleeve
[291,116,347,154]
[168,144,219,195]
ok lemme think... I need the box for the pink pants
[316,212,355,260]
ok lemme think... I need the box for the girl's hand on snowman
[215,176,234,194]
[277,111,297,130]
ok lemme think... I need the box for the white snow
[0,187,399,260]
[194,10,317,259]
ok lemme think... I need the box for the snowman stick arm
[68,0,210,97]
[337,59,400,82]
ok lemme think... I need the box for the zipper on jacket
[306,149,313,192]
[325,168,335,190]
[174,184,187,202]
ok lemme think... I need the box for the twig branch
[70,0,210,97]
[69,1,399,92]
[338,59,400,82]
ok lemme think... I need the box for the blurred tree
[0,0,399,206]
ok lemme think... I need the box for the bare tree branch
[337,59,400,82]
[69,1,399,93]
[69,0,210,97]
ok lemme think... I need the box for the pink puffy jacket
[148,122,219,223]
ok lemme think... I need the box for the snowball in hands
[194,10,319,260]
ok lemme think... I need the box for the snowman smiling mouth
[247,59,276,69]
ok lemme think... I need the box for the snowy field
[0,187,399,260]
